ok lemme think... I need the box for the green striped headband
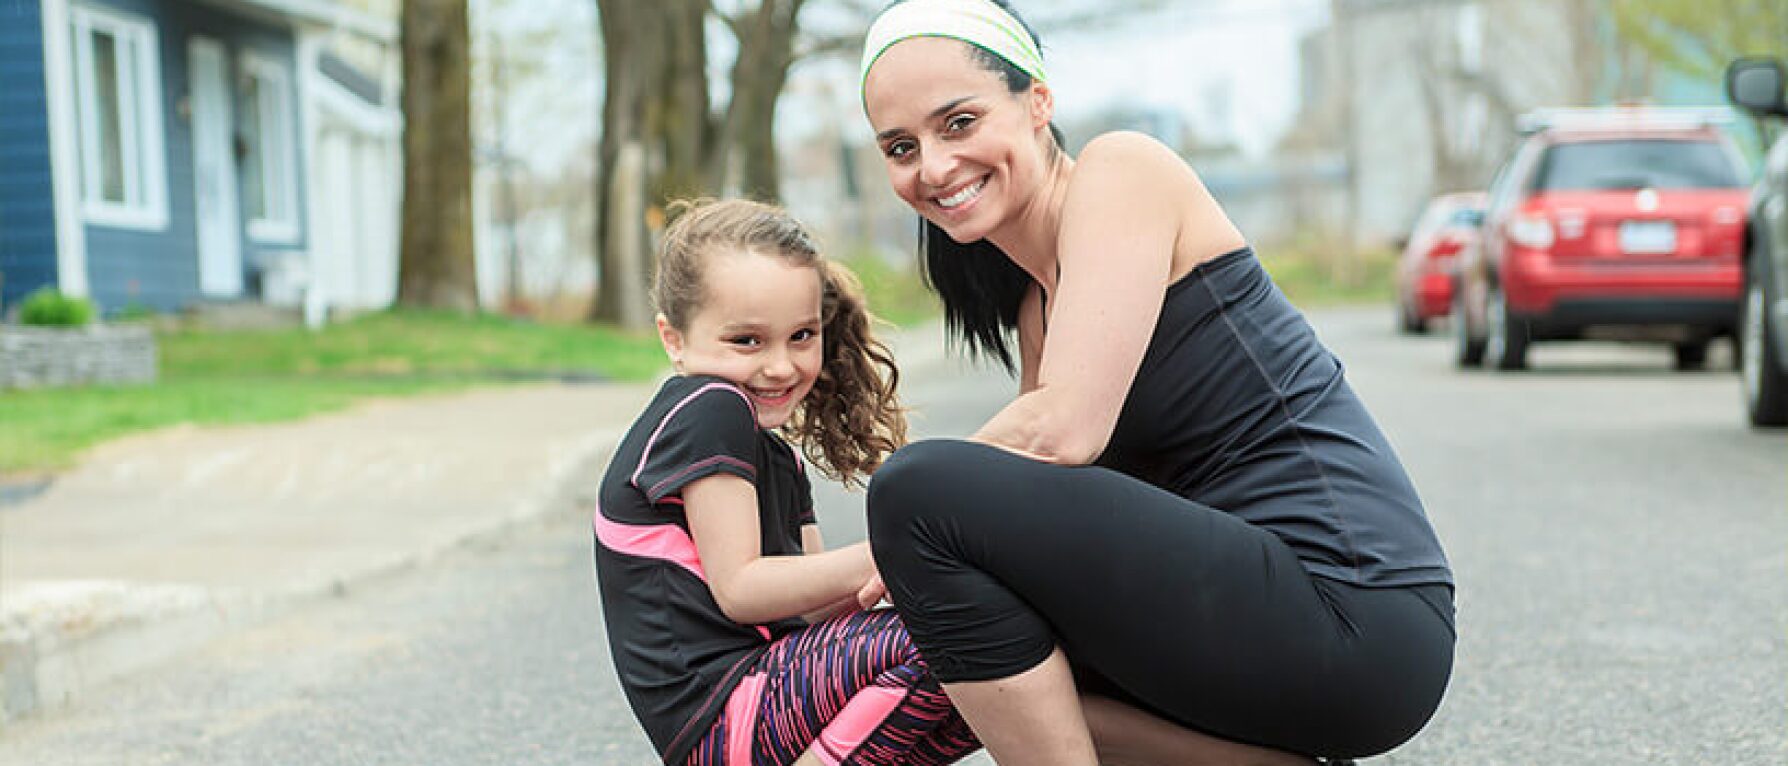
[859,0,1046,104]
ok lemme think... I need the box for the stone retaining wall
[0,325,158,390]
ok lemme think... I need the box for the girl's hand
[857,572,888,609]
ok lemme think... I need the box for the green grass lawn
[840,251,942,329]
[1,311,667,476]
[1258,238,1398,307]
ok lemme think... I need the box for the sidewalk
[0,321,949,726]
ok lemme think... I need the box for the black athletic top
[593,374,814,764]
[1091,247,1452,588]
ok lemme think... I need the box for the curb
[0,419,631,727]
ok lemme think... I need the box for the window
[239,53,300,241]
[1534,140,1745,192]
[70,5,167,229]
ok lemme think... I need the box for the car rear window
[1447,208,1484,227]
[1531,139,1741,191]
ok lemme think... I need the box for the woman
[858,1,1456,764]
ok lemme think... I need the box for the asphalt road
[1,307,1783,765]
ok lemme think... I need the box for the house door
[188,37,242,297]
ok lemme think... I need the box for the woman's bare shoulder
[1071,131,1198,198]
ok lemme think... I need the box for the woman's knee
[867,439,977,538]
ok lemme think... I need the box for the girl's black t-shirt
[593,374,813,764]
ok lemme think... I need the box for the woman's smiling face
[864,37,1052,244]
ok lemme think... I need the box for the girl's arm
[684,475,876,625]
[973,132,1191,464]
[797,524,857,621]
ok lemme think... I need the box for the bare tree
[716,0,811,201]
[591,0,711,328]
[588,0,1182,328]
[398,0,480,311]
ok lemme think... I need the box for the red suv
[1455,108,1750,370]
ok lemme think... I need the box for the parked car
[1727,58,1788,426]
[1396,192,1485,334]
[1455,107,1751,370]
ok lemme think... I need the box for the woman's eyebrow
[875,96,975,142]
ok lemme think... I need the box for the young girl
[593,198,978,766]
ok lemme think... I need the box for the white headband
[859,0,1046,97]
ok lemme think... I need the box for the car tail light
[1508,212,1555,249]
[1428,236,1464,261]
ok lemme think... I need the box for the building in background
[1281,0,1732,250]
[0,0,403,319]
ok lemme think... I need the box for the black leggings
[866,439,1455,760]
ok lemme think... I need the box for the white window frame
[239,52,301,243]
[69,4,168,230]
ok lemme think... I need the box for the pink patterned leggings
[684,609,980,766]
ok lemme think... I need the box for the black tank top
[1092,247,1452,588]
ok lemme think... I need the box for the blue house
[0,0,402,317]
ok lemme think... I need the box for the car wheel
[1398,299,1425,335]
[1484,284,1529,371]
[1741,257,1788,426]
[1453,292,1484,367]
[1673,340,1709,371]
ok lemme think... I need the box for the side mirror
[1727,57,1787,117]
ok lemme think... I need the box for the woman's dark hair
[907,0,1066,373]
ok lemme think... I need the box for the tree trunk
[723,0,805,201]
[397,0,479,312]
[592,0,712,328]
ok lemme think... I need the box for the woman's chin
[929,217,988,245]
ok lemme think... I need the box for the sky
[792,0,1329,159]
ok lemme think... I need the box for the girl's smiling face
[864,37,1054,244]
[658,249,824,430]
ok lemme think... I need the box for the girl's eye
[725,335,761,348]
[945,113,976,133]
[791,328,816,343]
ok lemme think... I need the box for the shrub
[19,288,96,327]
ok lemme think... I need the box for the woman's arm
[973,132,1188,464]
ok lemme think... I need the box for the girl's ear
[656,313,685,371]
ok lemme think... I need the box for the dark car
[1456,107,1751,370]
[1396,192,1485,334]
[1727,58,1788,426]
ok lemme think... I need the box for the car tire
[1741,249,1788,426]
[1398,300,1425,335]
[1453,292,1484,367]
[1484,284,1529,371]
[1673,340,1709,371]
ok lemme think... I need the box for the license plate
[1619,220,1676,255]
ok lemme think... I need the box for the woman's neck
[988,152,1075,295]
